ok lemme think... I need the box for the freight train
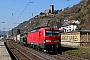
[14,26,61,52]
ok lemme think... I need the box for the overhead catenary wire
[14,1,33,23]
[9,1,33,30]
[0,4,30,13]
[0,4,38,14]
[10,0,29,3]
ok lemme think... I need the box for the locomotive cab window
[45,30,59,36]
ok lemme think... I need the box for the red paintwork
[27,32,38,42]
[27,27,61,44]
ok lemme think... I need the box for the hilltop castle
[44,5,54,15]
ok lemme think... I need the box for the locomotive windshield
[45,30,59,36]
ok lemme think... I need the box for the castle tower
[50,5,54,14]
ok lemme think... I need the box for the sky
[0,0,81,31]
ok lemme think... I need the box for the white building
[61,24,77,32]
[57,20,80,32]
[59,20,80,32]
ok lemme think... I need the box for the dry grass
[62,44,90,57]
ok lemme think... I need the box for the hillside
[10,0,90,35]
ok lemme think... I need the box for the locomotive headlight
[44,40,51,43]
[54,40,59,43]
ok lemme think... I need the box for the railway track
[6,40,56,60]
[6,40,90,60]
[6,41,32,60]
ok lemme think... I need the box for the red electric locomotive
[27,26,61,52]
